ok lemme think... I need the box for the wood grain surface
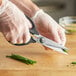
[0,33,76,76]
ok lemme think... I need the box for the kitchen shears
[14,15,68,55]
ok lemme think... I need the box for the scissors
[13,15,68,55]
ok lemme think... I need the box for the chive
[66,29,76,34]
[68,29,76,32]
[6,54,37,65]
[71,62,76,64]
[62,49,68,53]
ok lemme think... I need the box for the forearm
[10,0,40,17]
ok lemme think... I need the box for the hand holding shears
[14,15,68,55]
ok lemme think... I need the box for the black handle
[26,15,39,35]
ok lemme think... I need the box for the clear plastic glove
[0,0,32,44]
[32,10,66,46]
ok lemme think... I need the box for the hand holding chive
[6,54,37,65]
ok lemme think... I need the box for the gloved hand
[32,10,66,46]
[0,0,32,44]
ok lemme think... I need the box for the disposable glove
[32,10,66,46]
[0,0,32,44]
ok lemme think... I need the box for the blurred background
[32,0,76,22]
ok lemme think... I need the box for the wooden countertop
[0,33,76,76]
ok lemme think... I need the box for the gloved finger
[49,28,62,44]
[14,25,31,44]
[5,33,17,44]
[47,23,61,44]
[4,33,11,42]
[22,33,31,44]
[10,37,17,44]
[17,34,23,44]
[22,30,31,44]
[52,32,61,44]
[58,27,66,46]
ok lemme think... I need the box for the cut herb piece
[66,29,76,34]
[62,49,68,53]
[6,54,37,65]
[71,62,76,64]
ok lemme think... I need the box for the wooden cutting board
[0,33,76,76]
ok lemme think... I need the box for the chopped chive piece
[71,62,76,64]
[6,54,37,65]
[62,49,68,53]
[66,29,76,34]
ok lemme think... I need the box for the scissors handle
[13,15,38,46]
[26,15,39,35]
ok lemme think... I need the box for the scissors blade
[32,35,68,54]
[42,43,68,55]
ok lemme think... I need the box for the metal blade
[34,35,68,50]
[42,37,68,50]
[42,43,68,55]
[32,35,68,54]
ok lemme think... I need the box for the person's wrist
[31,9,44,20]
[30,7,40,17]
[28,2,40,18]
